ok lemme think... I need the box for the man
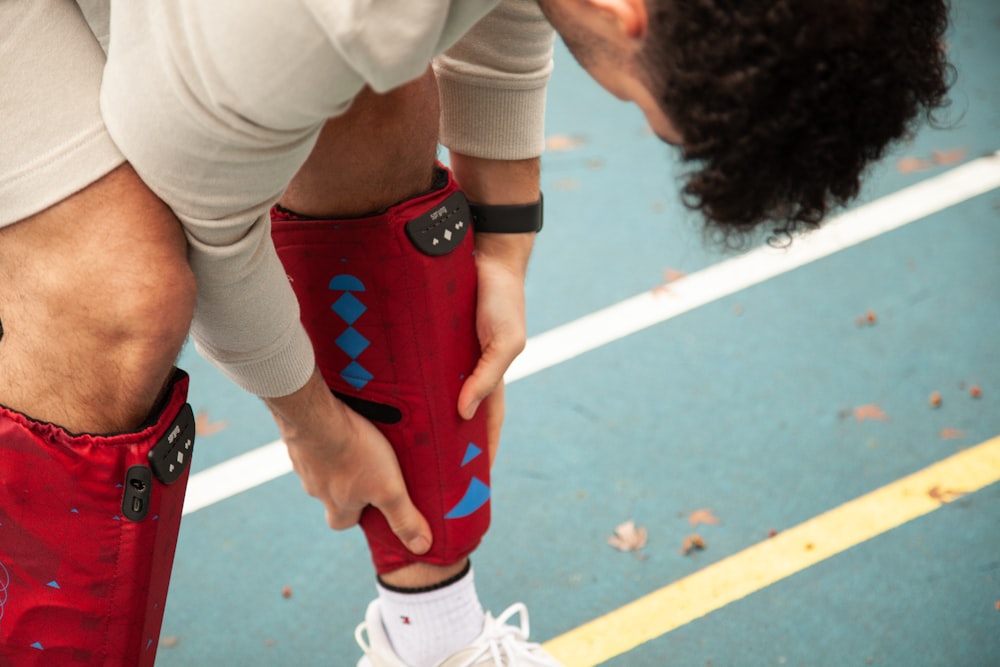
[0,0,951,665]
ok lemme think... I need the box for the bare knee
[0,164,196,433]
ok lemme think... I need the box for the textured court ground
[157,1,999,664]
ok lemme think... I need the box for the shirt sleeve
[434,0,555,161]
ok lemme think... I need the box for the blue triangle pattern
[461,443,483,467]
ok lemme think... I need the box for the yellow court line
[543,435,1000,666]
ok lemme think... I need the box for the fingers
[457,360,492,420]
[325,505,362,532]
[376,493,433,555]
[319,481,432,557]
[484,383,505,468]
[458,337,522,420]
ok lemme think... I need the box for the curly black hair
[640,0,954,245]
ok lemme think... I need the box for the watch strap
[468,194,543,234]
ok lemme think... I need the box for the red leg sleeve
[0,370,194,666]
[271,166,490,574]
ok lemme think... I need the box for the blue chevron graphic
[444,477,490,519]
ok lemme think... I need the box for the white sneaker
[356,599,565,667]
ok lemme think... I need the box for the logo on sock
[400,616,411,625]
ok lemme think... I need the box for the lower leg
[283,70,468,592]
[281,70,489,666]
[0,165,198,665]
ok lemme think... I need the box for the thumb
[379,495,434,556]
[458,351,506,421]
[484,383,505,468]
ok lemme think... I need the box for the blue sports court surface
[158,1,999,664]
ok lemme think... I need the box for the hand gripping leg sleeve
[0,370,195,666]
[271,167,489,574]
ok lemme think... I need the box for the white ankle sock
[376,565,485,667]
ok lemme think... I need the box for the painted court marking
[507,150,1000,381]
[183,150,1000,516]
[542,435,1000,666]
[176,153,1000,661]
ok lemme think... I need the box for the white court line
[183,150,1000,517]
[182,441,292,515]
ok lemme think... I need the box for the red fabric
[0,371,192,666]
[271,167,490,574]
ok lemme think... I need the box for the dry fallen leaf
[970,384,982,399]
[545,134,587,152]
[195,410,227,436]
[664,268,687,284]
[854,404,889,422]
[855,311,877,327]
[652,268,687,297]
[767,528,779,538]
[160,636,180,649]
[930,391,943,408]
[607,520,648,553]
[928,486,966,503]
[897,148,966,174]
[939,428,965,440]
[931,148,967,166]
[680,534,706,556]
[897,156,934,174]
[281,585,293,599]
[688,508,721,528]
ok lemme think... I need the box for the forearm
[450,152,539,275]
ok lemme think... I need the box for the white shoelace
[453,603,559,667]
[355,601,562,667]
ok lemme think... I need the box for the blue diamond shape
[331,292,367,325]
[336,327,370,360]
[341,362,374,390]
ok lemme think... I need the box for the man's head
[538,0,954,244]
